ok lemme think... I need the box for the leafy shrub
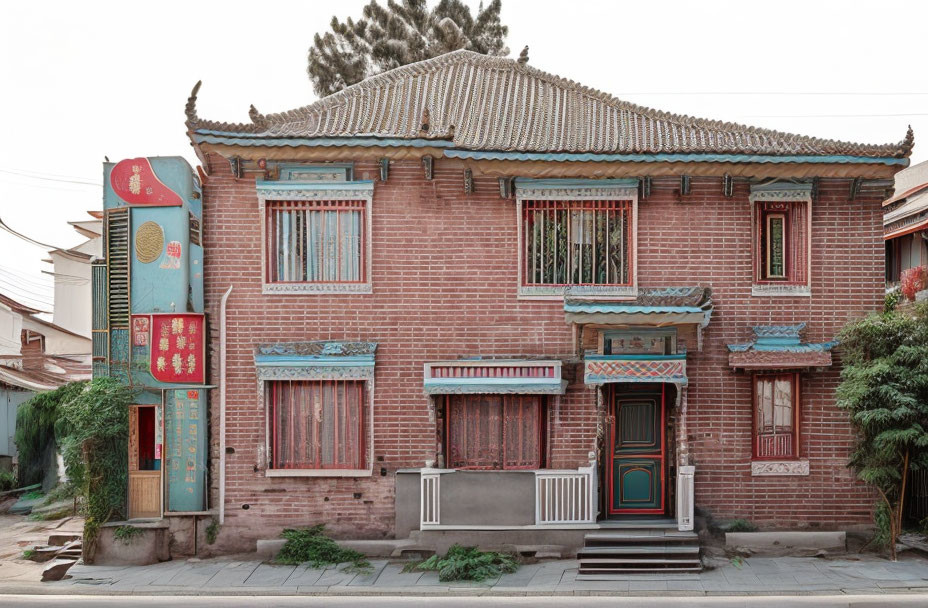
[0,470,15,492]
[274,525,370,571]
[114,525,143,545]
[725,519,758,533]
[406,545,519,582]
[884,289,902,313]
[900,265,928,301]
[14,382,86,486]
[205,518,220,545]
[57,378,135,562]
[22,490,44,500]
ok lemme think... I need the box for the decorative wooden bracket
[639,176,651,200]
[422,155,434,180]
[228,156,243,179]
[680,175,691,196]
[849,177,861,201]
[380,158,389,182]
[723,174,733,198]
[498,177,514,199]
[464,169,474,194]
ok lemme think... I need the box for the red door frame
[607,383,666,516]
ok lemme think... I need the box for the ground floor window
[753,373,799,459]
[445,394,544,470]
[268,379,364,469]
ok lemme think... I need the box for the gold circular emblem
[135,221,165,264]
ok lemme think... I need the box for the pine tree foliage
[308,0,509,97]
[836,302,928,559]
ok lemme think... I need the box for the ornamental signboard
[165,388,207,512]
[149,314,205,384]
[110,158,183,206]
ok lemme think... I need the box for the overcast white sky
[1,0,925,311]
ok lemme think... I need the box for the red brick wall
[202,153,882,548]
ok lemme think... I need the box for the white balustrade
[676,465,695,531]
[420,471,441,526]
[535,465,596,525]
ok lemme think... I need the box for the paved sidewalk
[2,554,928,596]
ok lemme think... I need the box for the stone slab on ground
[41,559,76,582]
[8,496,44,516]
[726,531,846,554]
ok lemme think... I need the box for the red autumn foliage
[900,265,928,301]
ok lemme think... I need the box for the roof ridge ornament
[185,80,201,125]
[249,104,268,130]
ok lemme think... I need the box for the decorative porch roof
[255,341,377,381]
[727,324,837,370]
[186,50,912,162]
[583,354,687,386]
[564,286,712,327]
[423,359,566,395]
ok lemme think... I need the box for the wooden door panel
[610,389,665,515]
[128,471,161,519]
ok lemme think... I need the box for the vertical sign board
[165,389,207,512]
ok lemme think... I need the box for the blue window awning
[423,359,566,395]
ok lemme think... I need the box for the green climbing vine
[57,378,135,562]
[14,381,87,486]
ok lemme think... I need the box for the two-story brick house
[180,50,912,569]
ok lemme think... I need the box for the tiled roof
[884,160,928,238]
[187,50,913,159]
[727,324,836,370]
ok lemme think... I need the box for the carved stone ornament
[751,284,812,297]
[257,341,377,357]
[256,366,375,381]
[515,187,638,201]
[748,189,812,204]
[751,459,810,476]
[262,282,372,295]
[255,187,373,202]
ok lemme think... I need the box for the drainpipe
[218,285,233,524]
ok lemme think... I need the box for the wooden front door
[609,386,666,515]
[128,405,162,519]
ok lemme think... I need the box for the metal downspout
[218,286,233,524]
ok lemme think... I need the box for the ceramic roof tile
[186,51,913,159]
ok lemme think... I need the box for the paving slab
[201,561,261,587]
[371,563,423,587]
[313,564,359,587]
[347,560,388,586]
[162,561,228,587]
[282,565,327,587]
[243,563,296,587]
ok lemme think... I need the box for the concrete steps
[578,522,701,576]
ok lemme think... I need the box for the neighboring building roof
[187,50,913,161]
[884,160,928,240]
[727,323,837,370]
[0,293,45,316]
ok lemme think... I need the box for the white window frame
[515,179,639,300]
[257,180,374,295]
[749,183,812,297]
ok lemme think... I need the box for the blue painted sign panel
[165,388,207,512]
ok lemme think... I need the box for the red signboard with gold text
[149,314,204,384]
[110,158,183,206]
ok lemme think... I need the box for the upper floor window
[753,373,799,459]
[522,199,633,288]
[750,183,812,296]
[257,180,374,294]
[266,199,366,283]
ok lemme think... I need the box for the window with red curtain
[446,395,543,470]
[753,373,799,459]
[755,200,809,285]
[268,380,364,469]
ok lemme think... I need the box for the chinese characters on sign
[149,314,204,384]
[166,389,206,512]
[110,158,183,206]
[132,316,149,347]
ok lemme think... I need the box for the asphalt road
[2,596,928,607]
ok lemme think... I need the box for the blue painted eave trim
[444,149,907,166]
[255,354,375,366]
[564,303,707,314]
[255,180,374,192]
[423,377,567,395]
